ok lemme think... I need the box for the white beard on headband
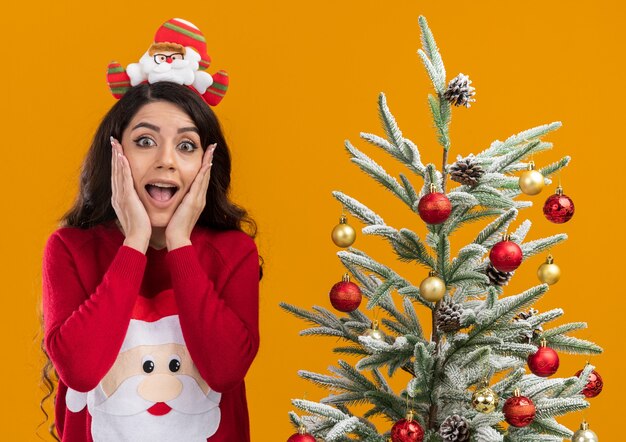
[126,48,214,94]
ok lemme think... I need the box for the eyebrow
[132,122,199,134]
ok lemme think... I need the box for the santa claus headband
[106,18,229,106]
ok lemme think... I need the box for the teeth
[149,183,177,188]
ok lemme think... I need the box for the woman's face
[120,101,204,228]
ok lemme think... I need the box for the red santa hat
[153,18,212,71]
[120,290,185,353]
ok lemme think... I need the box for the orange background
[1,0,623,439]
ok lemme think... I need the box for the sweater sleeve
[42,232,147,392]
[165,239,260,393]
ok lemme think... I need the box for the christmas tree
[280,16,603,442]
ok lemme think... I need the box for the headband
[106,18,228,106]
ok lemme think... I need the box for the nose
[156,145,176,170]
[166,57,173,64]
[138,374,182,403]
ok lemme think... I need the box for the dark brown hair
[39,82,263,440]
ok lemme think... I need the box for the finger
[200,161,212,194]
[206,143,217,176]
[200,145,216,186]
[191,167,212,208]
[200,143,215,167]
[111,136,124,154]
[119,153,135,193]
[110,137,118,204]
[181,145,216,208]
[197,148,213,185]
[197,146,214,190]
[111,139,129,200]
[183,166,209,208]
[112,138,124,200]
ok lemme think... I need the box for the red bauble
[287,432,316,442]
[390,413,424,442]
[543,187,575,224]
[329,274,362,312]
[527,345,560,377]
[575,368,604,398]
[489,238,523,272]
[503,393,536,428]
[418,191,452,224]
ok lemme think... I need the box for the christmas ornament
[287,425,316,442]
[514,308,543,343]
[572,421,599,442]
[527,340,559,377]
[331,215,356,248]
[439,415,470,441]
[329,274,362,312]
[537,254,561,285]
[449,156,484,187]
[575,366,603,398]
[417,184,452,224]
[472,384,499,413]
[419,271,446,302]
[362,320,385,341]
[443,73,476,108]
[489,235,523,272]
[518,161,545,195]
[486,262,513,287]
[543,186,575,224]
[391,411,424,442]
[436,300,463,333]
[503,389,535,428]
[106,18,229,107]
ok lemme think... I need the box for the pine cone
[514,308,544,343]
[443,73,476,108]
[449,156,484,187]
[436,300,463,333]
[439,415,470,441]
[486,262,513,286]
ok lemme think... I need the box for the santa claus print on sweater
[65,289,221,441]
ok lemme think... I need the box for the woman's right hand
[110,136,152,253]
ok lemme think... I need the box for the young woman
[41,81,261,441]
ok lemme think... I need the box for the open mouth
[145,183,179,203]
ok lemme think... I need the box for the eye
[142,356,155,373]
[169,356,181,372]
[178,141,197,153]
[171,53,184,61]
[134,136,156,148]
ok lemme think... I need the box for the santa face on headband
[126,42,214,94]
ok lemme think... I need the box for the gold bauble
[537,254,561,285]
[472,385,499,413]
[331,215,356,247]
[572,421,599,442]
[519,162,545,195]
[419,271,446,302]
[362,320,385,341]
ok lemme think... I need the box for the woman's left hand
[165,143,217,250]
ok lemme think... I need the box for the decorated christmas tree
[280,16,603,442]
